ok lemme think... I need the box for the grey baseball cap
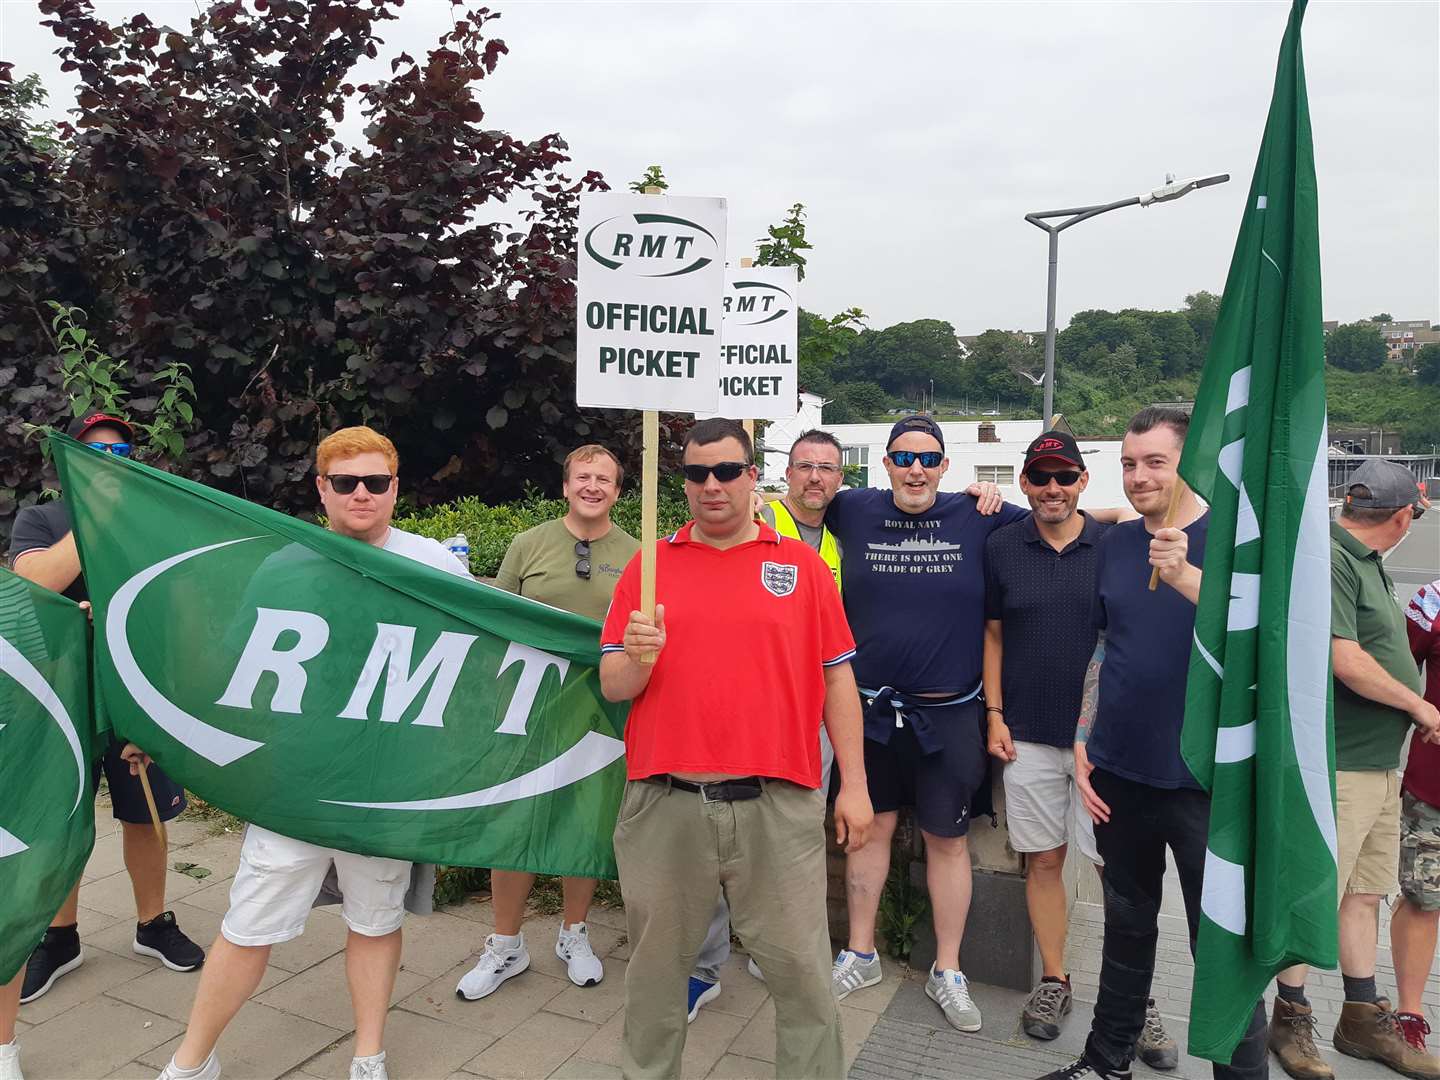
[1346,459,1421,509]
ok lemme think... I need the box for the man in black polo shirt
[9,413,205,1005]
[984,430,1180,1057]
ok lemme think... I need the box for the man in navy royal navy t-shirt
[824,414,1027,1033]
[1041,408,1268,1080]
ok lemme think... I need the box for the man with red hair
[159,426,470,1080]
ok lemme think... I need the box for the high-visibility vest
[766,498,843,594]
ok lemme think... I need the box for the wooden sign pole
[639,185,664,662]
[1147,479,1189,592]
[738,258,756,445]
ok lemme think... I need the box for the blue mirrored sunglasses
[86,441,131,457]
[888,450,942,469]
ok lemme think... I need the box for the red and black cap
[1023,430,1084,471]
[66,412,134,442]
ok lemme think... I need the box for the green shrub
[394,488,692,578]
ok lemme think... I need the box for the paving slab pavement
[18,812,1440,1079]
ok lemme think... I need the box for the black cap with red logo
[66,412,134,441]
[1023,429,1084,471]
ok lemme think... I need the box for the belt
[645,775,764,802]
[858,683,981,755]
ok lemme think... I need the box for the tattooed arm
[1075,633,1105,744]
[1074,633,1111,823]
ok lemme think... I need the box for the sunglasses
[86,441,132,457]
[325,473,393,495]
[1025,468,1083,488]
[575,539,591,580]
[682,462,750,484]
[791,461,842,476]
[888,450,942,469]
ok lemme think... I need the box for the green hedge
[394,489,693,578]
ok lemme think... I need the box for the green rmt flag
[1178,0,1336,1062]
[0,570,96,983]
[51,434,629,879]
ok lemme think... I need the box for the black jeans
[1085,769,1268,1080]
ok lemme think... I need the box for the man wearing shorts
[158,426,471,1080]
[826,414,1027,1032]
[10,413,206,1004]
[983,430,1110,1041]
[1267,460,1440,1080]
[457,443,637,1001]
[1391,576,1440,1072]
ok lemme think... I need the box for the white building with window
[761,394,1128,509]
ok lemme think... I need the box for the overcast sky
[4,1,1436,333]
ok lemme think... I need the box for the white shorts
[1002,741,1102,866]
[222,825,411,946]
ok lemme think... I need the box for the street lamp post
[1025,173,1230,423]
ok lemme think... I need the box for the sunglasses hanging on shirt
[574,539,592,580]
[324,473,393,495]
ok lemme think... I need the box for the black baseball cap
[66,412,134,441]
[1024,430,1085,471]
[887,414,945,453]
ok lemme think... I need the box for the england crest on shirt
[761,561,797,598]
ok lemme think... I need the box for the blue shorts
[94,736,187,824]
[861,697,987,838]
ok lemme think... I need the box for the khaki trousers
[614,777,843,1080]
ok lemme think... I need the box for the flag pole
[638,185,664,663]
[136,761,167,847]
[1148,478,1189,591]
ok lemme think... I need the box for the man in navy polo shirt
[826,414,1028,1033]
[1042,407,1267,1080]
[985,430,1177,1061]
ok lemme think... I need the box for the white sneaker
[926,965,982,1032]
[746,956,764,982]
[555,922,604,987]
[156,1050,222,1080]
[0,1040,22,1080]
[349,1052,388,1080]
[831,949,882,1000]
[456,933,530,1001]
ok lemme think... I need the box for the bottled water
[443,532,470,573]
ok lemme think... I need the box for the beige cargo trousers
[613,776,844,1079]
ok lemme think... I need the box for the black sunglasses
[325,473,393,495]
[575,539,591,580]
[888,450,942,469]
[1025,468,1083,488]
[682,462,750,484]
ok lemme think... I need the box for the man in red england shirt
[1394,580,1440,1066]
[600,417,873,1080]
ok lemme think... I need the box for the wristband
[985,706,1004,716]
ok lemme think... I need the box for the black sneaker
[1038,1058,1132,1080]
[133,911,205,972]
[20,927,83,1003]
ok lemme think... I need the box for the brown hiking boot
[1268,997,1334,1079]
[1333,998,1440,1079]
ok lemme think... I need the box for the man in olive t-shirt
[456,444,639,1005]
[1268,460,1440,1080]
